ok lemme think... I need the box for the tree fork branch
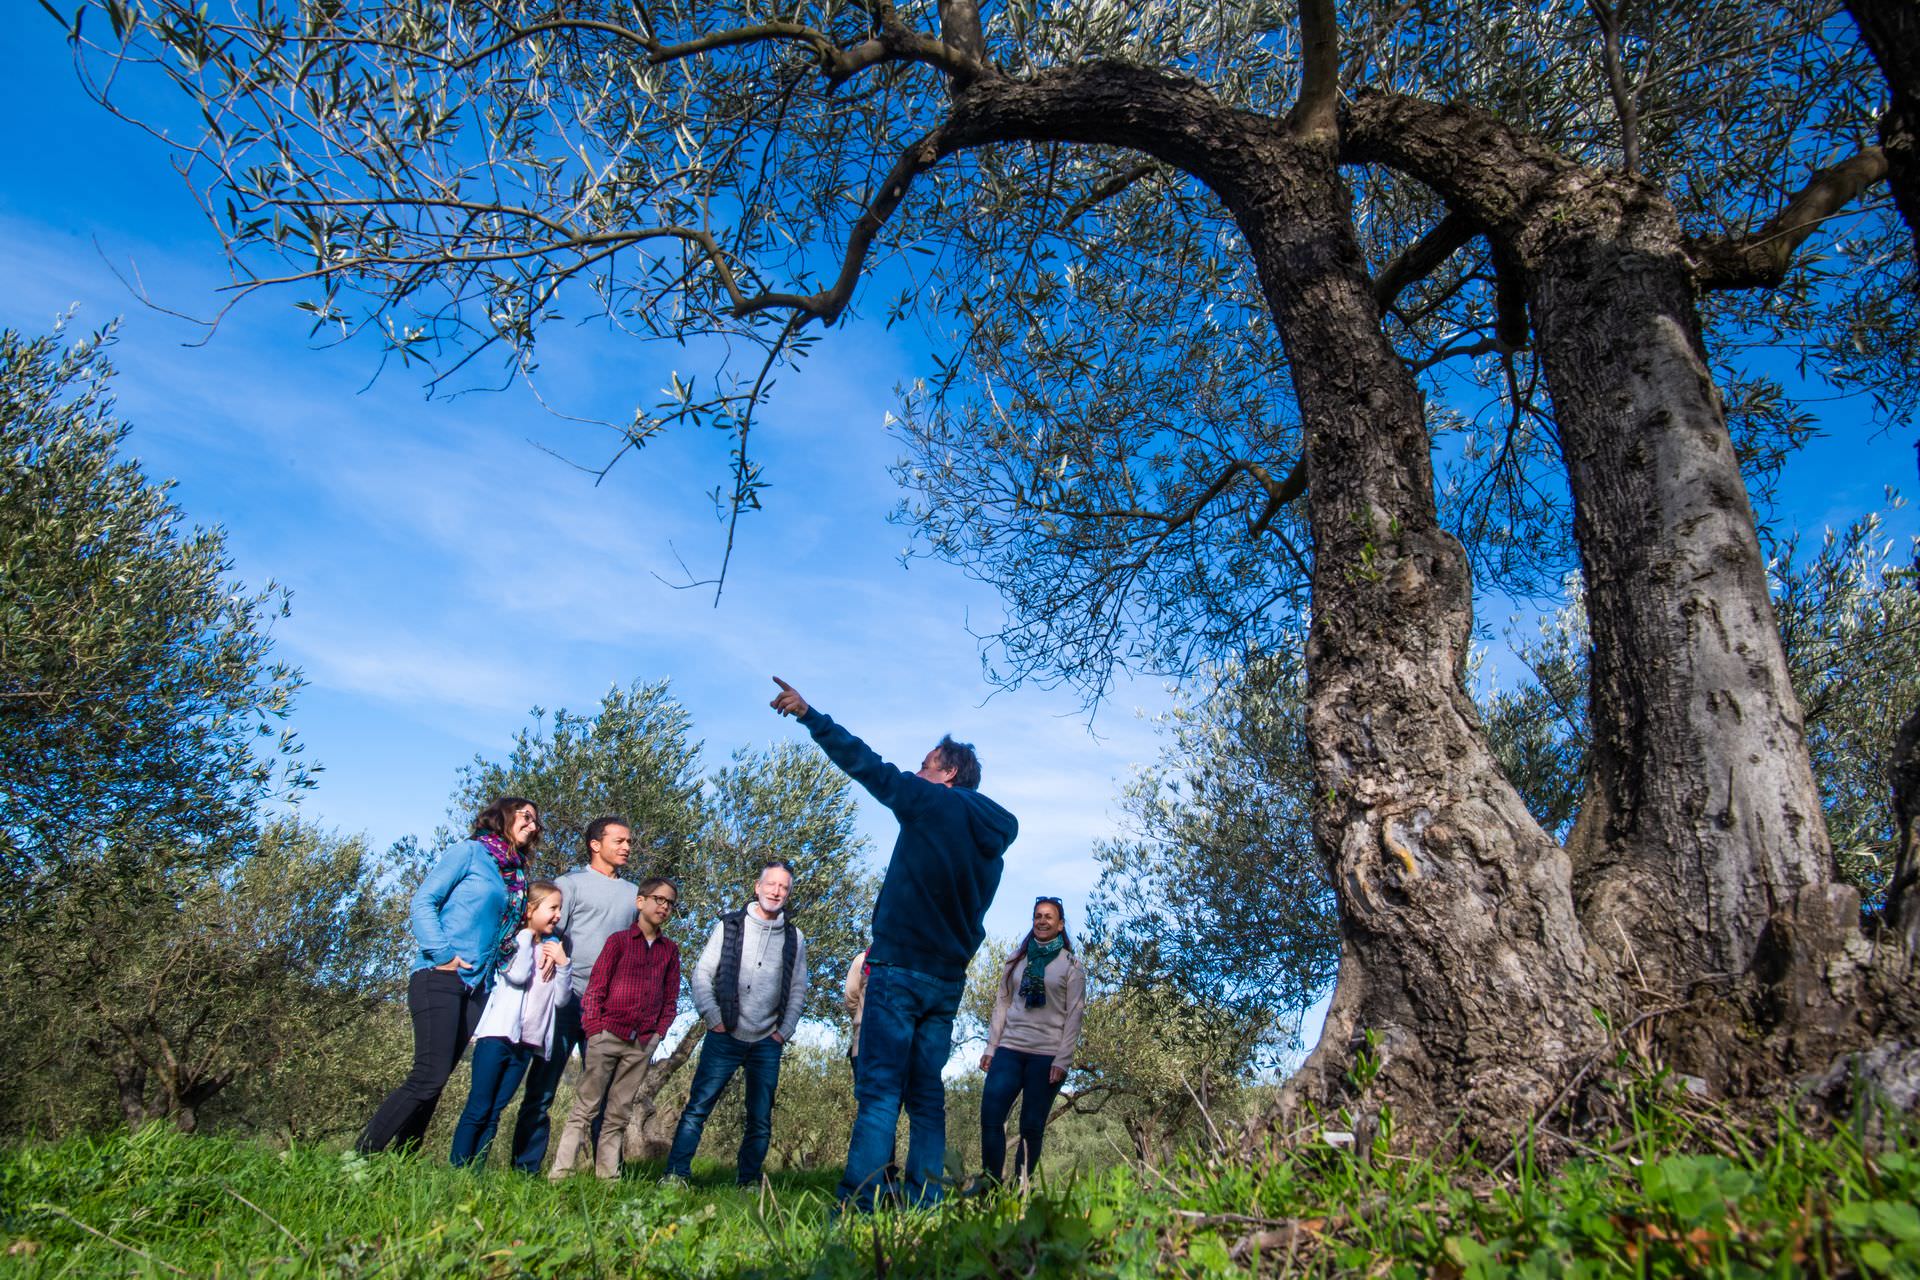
[1291,0,1340,143]
[733,130,947,323]
[936,0,987,83]
[1373,211,1476,311]
[1691,148,1889,289]
[1587,0,1642,176]
[1055,162,1160,230]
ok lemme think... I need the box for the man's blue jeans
[664,1030,784,1184]
[839,963,966,1210]
[508,998,586,1172]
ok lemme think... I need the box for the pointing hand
[769,676,810,718]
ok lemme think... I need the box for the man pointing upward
[770,676,1018,1211]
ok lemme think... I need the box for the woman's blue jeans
[450,1037,536,1167]
[838,963,966,1211]
[980,1047,1062,1181]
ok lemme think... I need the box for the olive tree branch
[1691,147,1890,288]
[1372,210,1476,311]
[1291,0,1340,143]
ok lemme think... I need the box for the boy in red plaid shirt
[549,876,682,1180]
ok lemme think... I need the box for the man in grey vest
[662,860,809,1185]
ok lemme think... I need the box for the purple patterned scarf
[477,833,528,962]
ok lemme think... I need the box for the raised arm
[771,676,929,814]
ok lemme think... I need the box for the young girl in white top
[450,880,571,1167]
[976,896,1087,1185]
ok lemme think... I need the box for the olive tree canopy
[58,0,1920,1140]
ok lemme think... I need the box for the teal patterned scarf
[1019,934,1066,1008]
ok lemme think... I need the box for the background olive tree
[0,322,408,1141]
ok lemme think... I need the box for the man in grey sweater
[662,861,809,1185]
[508,816,643,1173]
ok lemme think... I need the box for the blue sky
[3,23,1173,962]
[6,19,1915,1057]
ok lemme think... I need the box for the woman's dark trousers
[979,1047,1062,1182]
[358,968,485,1154]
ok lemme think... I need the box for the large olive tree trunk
[1346,97,1833,999]
[1526,196,1834,993]
[1341,95,1920,1113]
[944,65,1606,1139]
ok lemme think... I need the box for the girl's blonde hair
[524,879,563,924]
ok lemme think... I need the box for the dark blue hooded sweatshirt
[801,708,1018,981]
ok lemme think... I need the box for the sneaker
[660,1172,689,1188]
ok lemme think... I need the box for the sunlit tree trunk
[1524,186,1834,997]
[945,65,1606,1139]
[1347,98,1836,1013]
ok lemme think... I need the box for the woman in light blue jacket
[358,796,544,1154]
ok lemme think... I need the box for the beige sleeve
[1052,959,1087,1071]
[843,949,867,1010]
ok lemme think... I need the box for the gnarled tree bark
[1347,96,1834,1013]
[1343,93,1920,1114]
[938,64,1606,1139]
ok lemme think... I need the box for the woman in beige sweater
[976,897,1086,1185]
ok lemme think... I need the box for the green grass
[2,1098,1916,1277]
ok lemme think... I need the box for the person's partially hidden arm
[1053,960,1088,1075]
[776,933,809,1044]
[843,950,866,1012]
[981,977,1010,1069]
[651,945,681,1044]
[581,934,620,1031]
[499,929,537,988]
[691,923,725,1031]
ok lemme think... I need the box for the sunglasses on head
[1034,895,1064,908]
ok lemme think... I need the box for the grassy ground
[2,1096,1917,1277]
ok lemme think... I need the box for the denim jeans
[979,1047,1062,1182]
[449,1037,536,1167]
[508,998,587,1172]
[838,963,966,1210]
[358,968,486,1154]
[665,1030,785,1184]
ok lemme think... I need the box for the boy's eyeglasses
[643,893,679,913]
